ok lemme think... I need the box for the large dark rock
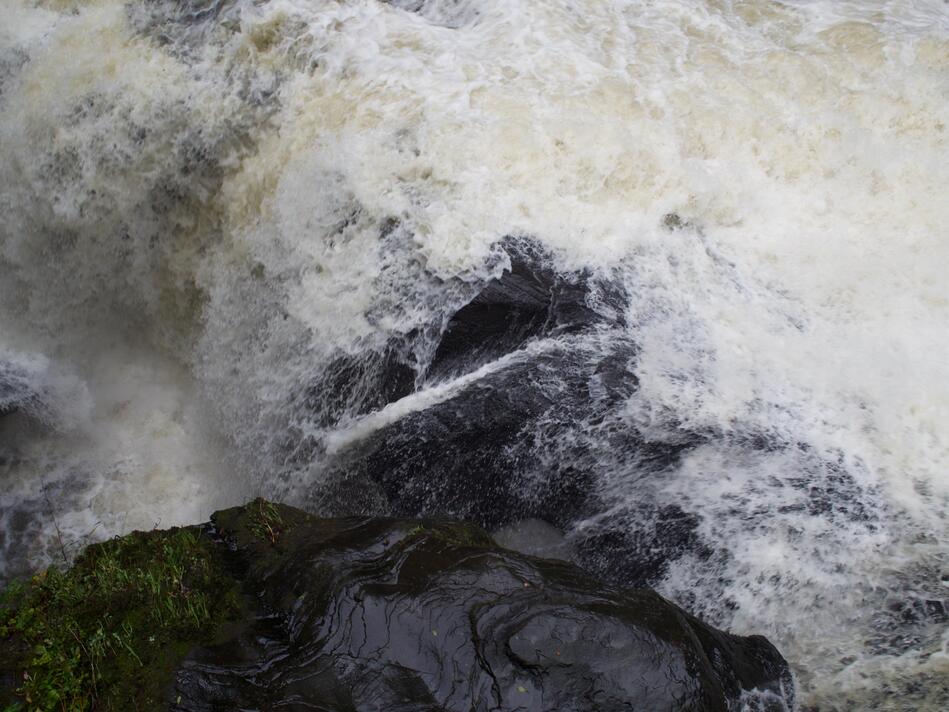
[1,502,792,710]
[426,238,626,381]
[319,345,635,531]
[172,500,793,711]
[318,239,705,587]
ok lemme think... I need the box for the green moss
[0,502,498,710]
[0,527,243,711]
[211,498,304,556]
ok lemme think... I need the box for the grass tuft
[0,527,242,711]
[246,498,287,545]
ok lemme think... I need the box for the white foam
[323,338,555,454]
[1,0,947,705]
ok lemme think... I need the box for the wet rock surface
[172,500,793,711]
[426,238,626,381]
[3,500,793,709]
[320,238,706,587]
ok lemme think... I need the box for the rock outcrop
[319,239,705,588]
[2,500,794,711]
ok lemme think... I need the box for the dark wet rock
[292,235,627,433]
[318,238,703,587]
[300,347,416,429]
[323,346,618,530]
[295,236,626,436]
[172,500,792,711]
[427,237,626,381]
[1,500,794,710]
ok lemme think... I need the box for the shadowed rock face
[426,239,626,381]
[173,501,793,711]
[318,239,706,588]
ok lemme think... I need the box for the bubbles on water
[1,0,947,707]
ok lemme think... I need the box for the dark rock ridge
[186,502,795,711]
[426,238,627,381]
[182,502,793,710]
[1,500,793,711]
[317,238,707,588]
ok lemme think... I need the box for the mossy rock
[0,524,244,711]
[2,500,793,711]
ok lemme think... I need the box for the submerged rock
[0,500,795,710]
[320,238,705,587]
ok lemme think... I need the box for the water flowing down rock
[318,239,705,588]
[4,0,948,706]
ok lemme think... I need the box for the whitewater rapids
[1,1,947,708]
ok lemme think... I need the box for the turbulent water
[1,0,948,708]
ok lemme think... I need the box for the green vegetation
[0,500,497,711]
[246,498,286,544]
[0,527,243,711]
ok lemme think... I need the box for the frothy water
[2,0,947,707]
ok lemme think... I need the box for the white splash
[1,0,947,706]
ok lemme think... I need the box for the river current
[1,1,948,708]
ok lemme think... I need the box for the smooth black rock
[172,501,794,711]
